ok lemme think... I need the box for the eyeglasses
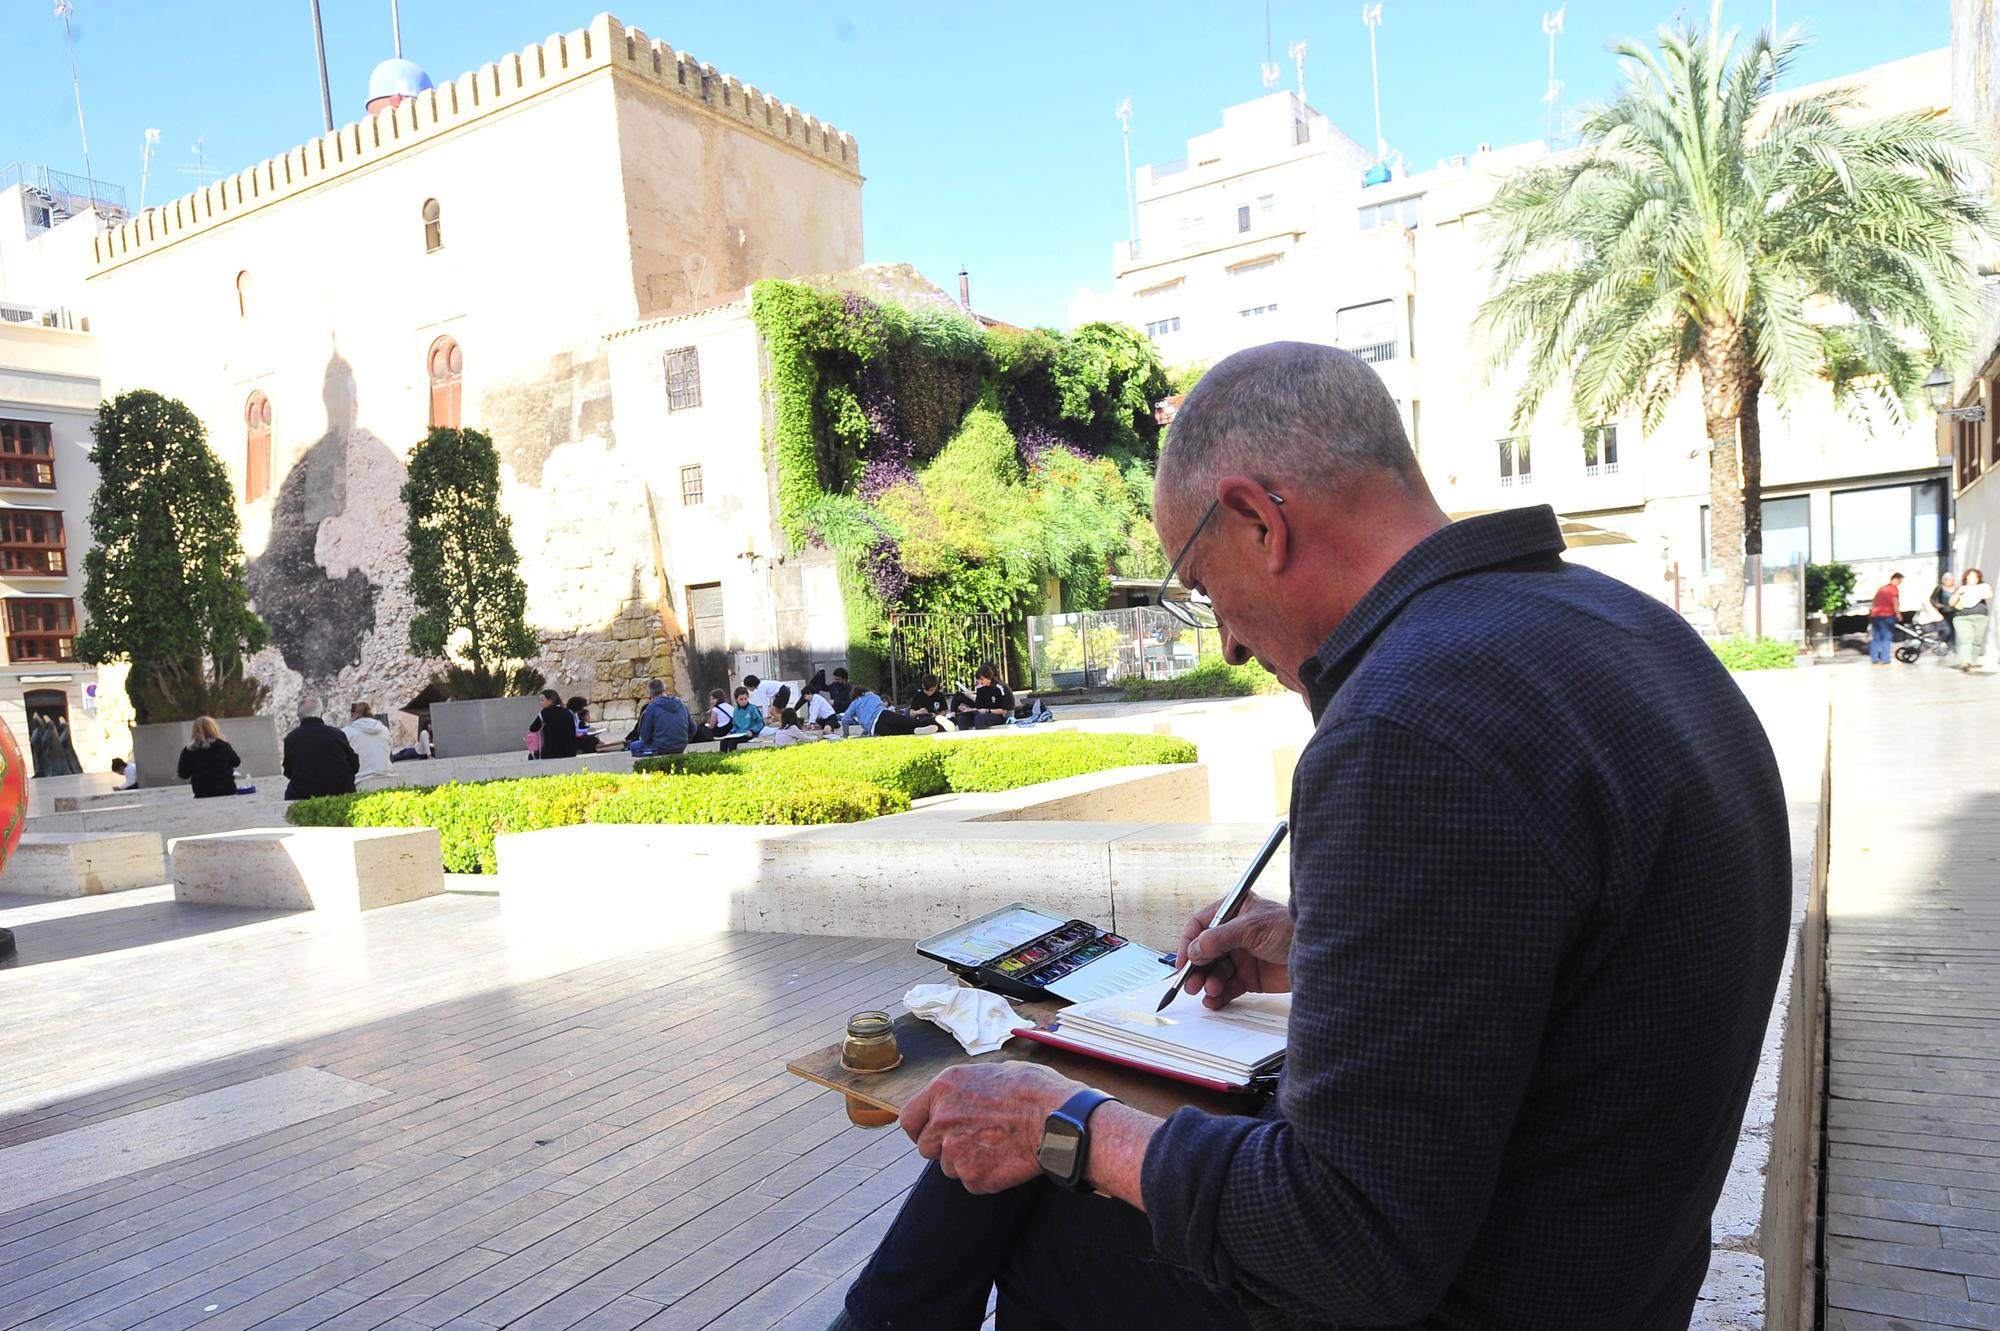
[1157,490,1285,629]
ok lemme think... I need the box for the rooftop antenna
[1362,4,1386,163]
[1261,0,1280,90]
[138,128,159,212]
[177,134,210,191]
[1115,97,1137,251]
[310,0,334,134]
[1542,8,1565,148]
[391,0,404,58]
[52,2,102,228]
[1289,39,1308,110]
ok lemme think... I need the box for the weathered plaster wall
[79,17,861,738]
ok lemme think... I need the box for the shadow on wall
[245,350,389,687]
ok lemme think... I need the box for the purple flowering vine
[856,371,916,501]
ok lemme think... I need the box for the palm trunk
[1698,324,1755,636]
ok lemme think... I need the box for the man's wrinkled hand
[1176,890,1294,1008]
[900,1062,1082,1194]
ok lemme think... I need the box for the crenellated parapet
[88,13,860,274]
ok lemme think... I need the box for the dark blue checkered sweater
[1140,506,1791,1329]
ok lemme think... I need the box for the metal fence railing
[886,613,1010,701]
[1026,607,1214,692]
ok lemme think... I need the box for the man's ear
[1215,476,1289,574]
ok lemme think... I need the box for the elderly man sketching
[830,342,1791,1330]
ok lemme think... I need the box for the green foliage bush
[1121,657,1286,701]
[292,733,1199,872]
[935,733,1196,792]
[585,774,908,827]
[1709,636,1800,671]
[1805,562,1858,618]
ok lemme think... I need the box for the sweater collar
[1299,506,1568,720]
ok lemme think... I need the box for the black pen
[1157,818,1290,1012]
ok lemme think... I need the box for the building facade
[1079,54,1955,632]
[76,14,862,736]
[1948,1,2000,581]
[0,169,130,777]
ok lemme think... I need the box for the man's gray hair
[296,695,323,720]
[647,678,666,696]
[1158,342,1418,520]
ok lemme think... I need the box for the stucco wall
[77,16,862,738]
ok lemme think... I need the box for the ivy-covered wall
[750,280,1170,682]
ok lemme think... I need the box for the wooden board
[785,1002,1259,1121]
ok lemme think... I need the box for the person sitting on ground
[767,707,820,747]
[690,688,731,742]
[827,666,853,714]
[951,663,1014,730]
[906,675,952,729]
[567,696,602,753]
[718,686,766,753]
[111,757,138,791]
[743,673,780,712]
[840,686,926,738]
[282,695,359,800]
[342,701,394,782]
[626,678,690,757]
[800,681,840,731]
[176,716,242,799]
[830,340,1791,1331]
[529,688,579,760]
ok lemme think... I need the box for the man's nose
[1220,624,1253,666]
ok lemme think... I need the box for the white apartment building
[0,166,128,776]
[1077,56,1954,630]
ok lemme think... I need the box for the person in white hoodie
[342,702,395,786]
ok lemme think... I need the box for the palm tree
[1476,16,1994,632]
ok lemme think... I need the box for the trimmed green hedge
[1122,656,1284,701]
[587,775,908,826]
[1709,636,1800,672]
[289,731,1200,872]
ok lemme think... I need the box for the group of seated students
[612,664,1020,758]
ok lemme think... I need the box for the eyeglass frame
[1157,489,1286,629]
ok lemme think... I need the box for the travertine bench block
[171,827,444,913]
[5,833,169,898]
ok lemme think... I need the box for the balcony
[1584,462,1621,478]
[1341,339,1399,365]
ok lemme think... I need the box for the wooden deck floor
[1823,669,2000,1331]
[0,887,932,1330]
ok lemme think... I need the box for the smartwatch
[1038,1088,1119,1192]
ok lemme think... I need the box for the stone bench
[3,833,169,898]
[171,827,445,913]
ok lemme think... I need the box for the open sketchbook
[1014,986,1290,1091]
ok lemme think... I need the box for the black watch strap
[1041,1088,1118,1192]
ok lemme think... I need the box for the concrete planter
[130,715,280,790]
[429,696,542,760]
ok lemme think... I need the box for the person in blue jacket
[626,678,690,756]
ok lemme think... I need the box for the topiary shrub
[586,773,908,826]
[1122,656,1285,701]
[289,773,630,872]
[636,737,951,799]
[936,733,1196,792]
[1709,636,1800,672]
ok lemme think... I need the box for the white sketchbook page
[1056,988,1289,1072]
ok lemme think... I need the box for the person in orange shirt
[1868,573,1903,665]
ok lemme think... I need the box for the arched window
[422,198,442,253]
[427,336,462,430]
[235,270,250,318]
[244,392,272,501]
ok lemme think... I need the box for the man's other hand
[901,1062,1082,1194]
[1177,890,1293,1009]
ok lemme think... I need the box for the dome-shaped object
[367,57,434,107]
[1362,163,1393,187]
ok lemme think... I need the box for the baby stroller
[1893,618,1951,664]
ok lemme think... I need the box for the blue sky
[0,1,1949,327]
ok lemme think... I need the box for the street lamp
[1926,367,1988,421]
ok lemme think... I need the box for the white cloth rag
[904,983,1028,1055]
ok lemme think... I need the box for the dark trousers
[844,1160,1249,1331]
[955,711,1007,730]
[871,711,924,737]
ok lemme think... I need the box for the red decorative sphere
[0,719,27,880]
